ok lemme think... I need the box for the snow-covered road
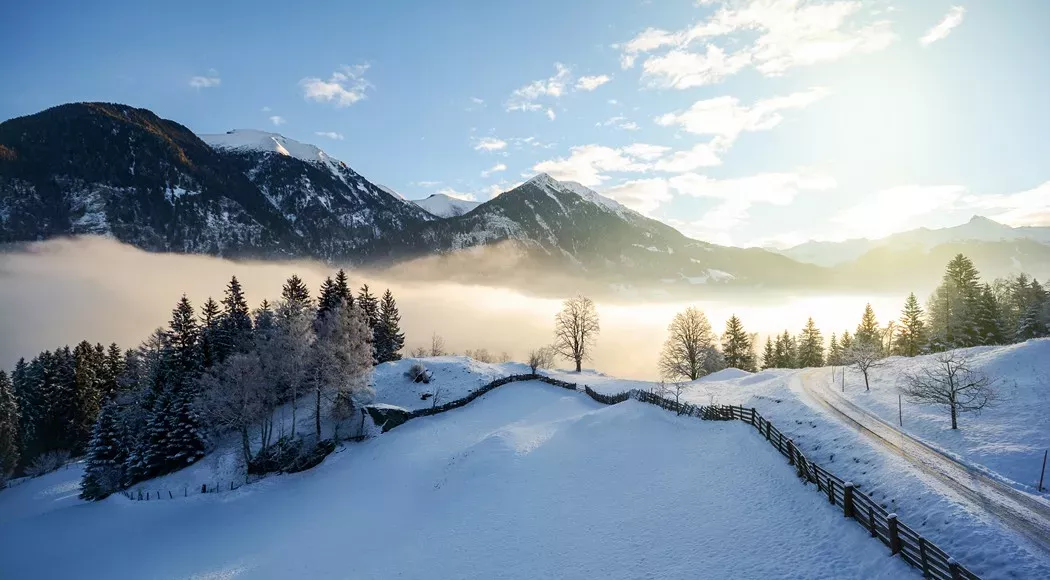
[795,370,1050,554]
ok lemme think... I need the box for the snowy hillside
[200,129,334,165]
[412,193,481,218]
[0,380,912,579]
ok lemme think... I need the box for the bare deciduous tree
[554,295,600,372]
[409,345,427,358]
[199,352,272,467]
[845,341,883,391]
[655,380,690,414]
[528,346,556,373]
[429,333,447,357]
[270,298,314,438]
[901,350,998,429]
[659,307,718,381]
[465,348,494,363]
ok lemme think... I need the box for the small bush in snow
[528,346,556,373]
[24,449,71,477]
[407,362,431,383]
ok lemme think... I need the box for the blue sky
[2,0,1049,247]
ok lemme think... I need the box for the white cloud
[473,137,508,152]
[620,121,640,131]
[832,185,966,239]
[269,115,286,126]
[532,144,657,186]
[655,87,829,144]
[669,171,837,239]
[621,143,670,161]
[506,63,572,113]
[300,64,373,107]
[642,45,751,89]
[920,6,965,46]
[546,108,556,121]
[481,163,507,178]
[960,182,1050,227]
[189,69,221,89]
[597,115,641,131]
[654,143,723,172]
[413,180,442,188]
[576,74,612,91]
[315,131,344,140]
[600,178,673,214]
[470,97,485,105]
[622,0,895,86]
[261,106,272,112]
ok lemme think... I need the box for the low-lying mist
[0,237,904,380]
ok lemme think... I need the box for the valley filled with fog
[0,237,903,380]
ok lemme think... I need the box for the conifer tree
[167,296,202,391]
[839,330,854,353]
[162,388,206,469]
[721,315,754,371]
[79,402,125,500]
[220,277,253,356]
[334,270,353,307]
[827,333,841,366]
[317,277,340,319]
[375,289,405,363]
[357,284,380,337]
[855,303,881,350]
[927,254,983,349]
[0,370,20,479]
[282,274,312,305]
[199,297,222,368]
[894,293,927,357]
[102,343,124,400]
[797,318,824,368]
[72,341,104,454]
[761,337,775,370]
[974,284,1004,346]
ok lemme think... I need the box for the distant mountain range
[1,102,1047,296]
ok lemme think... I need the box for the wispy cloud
[532,143,666,186]
[435,187,477,202]
[413,180,442,188]
[621,1,895,86]
[505,63,571,113]
[655,87,829,145]
[481,163,507,178]
[300,64,373,107]
[600,179,672,215]
[597,115,640,131]
[473,137,508,152]
[315,131,344,140]
[269,115,286,126]
[189,69,221,89]
[576,74,611,91]
[920,6,965,46]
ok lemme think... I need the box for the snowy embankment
[555,348,1050,580]
[813,338,1050,495]
[0,380,912,579]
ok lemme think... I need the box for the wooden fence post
[843,482,855,518]
[750,408,756,427]
[168,490,173,499]
[201,483,206,494]
[947,558,962,580]
[765,420,771,442]
[868,506,876,537]
[787,439,795,466]
[887,514,902,555]
[919,538,930,578]
[826,477,834,505]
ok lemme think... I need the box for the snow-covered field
[0,380,911,579]
[817,338,1050,494]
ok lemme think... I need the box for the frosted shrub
[407,362,431,383]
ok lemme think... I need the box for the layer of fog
[0,238,903,380]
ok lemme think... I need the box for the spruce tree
[102,343,124,400]
[0,370,20,479]
[79,402,125,500]
[167,296,202,391]
[827,333,840,366]
[927,254,983,349]
[894,293,926,357]
[974,284,1004,345]
[761,337,775,370]
[317,277,339,319]
[72,341,104,454]
[220,276,253,356]
[162,388,206,470]
[357,284,379,335]
[839,330,854,353]
[721,315,754,371]
[282,274,312,306]
[855,303,881,350]
[334,270,353,307]
[375,289,405,363]
[199,297,222,368]
[797,318,824,368]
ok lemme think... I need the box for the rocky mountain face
[365,174,825,290]
[412,193,480,218]
[0,103,429,259]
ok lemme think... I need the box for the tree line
[0,271,407,497]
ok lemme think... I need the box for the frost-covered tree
[797,318,824,368]
[721,315,756,372]
[79,402,126,500]
[554,295,600,373]
[845,341,883,391]
[311,304,375,440]
[659,307,717,380]
[894,293,926,357]
[200,352,270,466]
[219,276,253,357]
[0,370,20,480]
[855,303,881,351]
[901,350,998,429]
[429,333,447,357]
[375,289,405,363]
[271,289,315,438]
[357,284,379,336]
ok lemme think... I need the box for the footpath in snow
[0,380,912,580]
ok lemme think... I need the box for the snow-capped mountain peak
[200,129,335,166]
[412,193,481,218]
[521,173,635,220]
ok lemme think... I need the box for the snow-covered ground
[0,380,912,579]
[541,351,1050,580]
[816,339,1050,494]
[373,356,531,411]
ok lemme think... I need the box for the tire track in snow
[792,370,1050,555]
